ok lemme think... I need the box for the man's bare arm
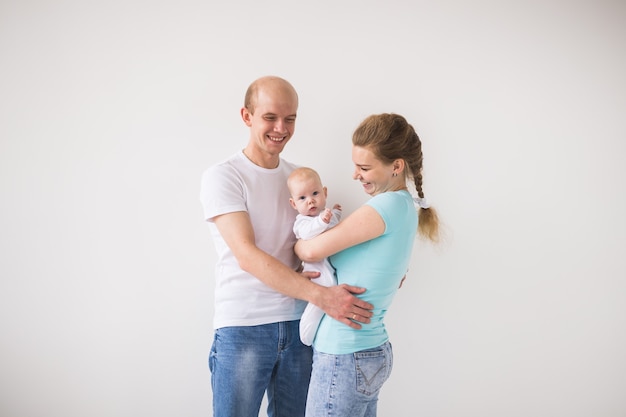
[212,211,373,328]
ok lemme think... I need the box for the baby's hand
[333,203,342,212]
[321,208,332,223]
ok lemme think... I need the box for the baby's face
[289,176,327,217]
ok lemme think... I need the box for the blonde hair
[244,76,298,114]
[287,167,322,196]
[352,113,440,242]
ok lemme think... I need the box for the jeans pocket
[354,347,392,396]
[208,330,219,373]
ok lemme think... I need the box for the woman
[295,113,440,417]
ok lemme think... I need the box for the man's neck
[242,148,279,169]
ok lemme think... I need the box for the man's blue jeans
[305,341,393,417]
[209,320,313,417]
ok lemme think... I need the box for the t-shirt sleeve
[365,193,397,234]
[199,164,247,222]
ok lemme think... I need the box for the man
[200,76,373,417]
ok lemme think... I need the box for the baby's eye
[312,191,319,196]
[298,196,306,200]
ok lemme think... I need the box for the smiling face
[352,145,398,196]
[288,170,328,217]
[241,78,298,168]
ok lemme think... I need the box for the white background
[1,1,625,416]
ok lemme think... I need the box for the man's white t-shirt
[200,151,305,329]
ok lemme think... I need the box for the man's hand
[316,284,373,330]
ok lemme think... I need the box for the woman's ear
[393,159,405,174]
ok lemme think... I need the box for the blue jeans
[209,320,313,417]
[305,341,393,417]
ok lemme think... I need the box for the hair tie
[413,197,430,209]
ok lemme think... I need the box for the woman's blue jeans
[305,341,393,417]
[209,320,313,417]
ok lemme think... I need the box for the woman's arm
[295,204,385,262]
[213,210,374,328]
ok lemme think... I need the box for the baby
[287,167,342,346]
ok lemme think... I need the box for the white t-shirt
[200,151,305,329]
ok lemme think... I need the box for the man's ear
[241,107,252,127]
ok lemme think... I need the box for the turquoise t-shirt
[313,190,418,354]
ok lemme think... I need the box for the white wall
[1,1,625,416]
